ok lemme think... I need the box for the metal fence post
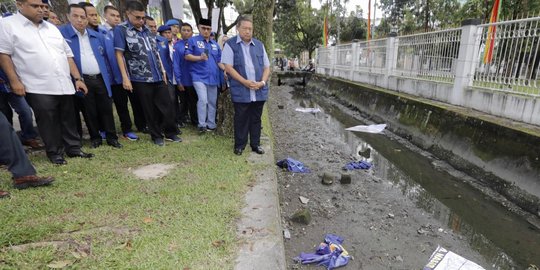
[385,32,398,88]
[350,43,358,81]
[330,46,336,76]
[452,19,481,105]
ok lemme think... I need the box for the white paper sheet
[345,124,387,134]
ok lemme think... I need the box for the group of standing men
[0,0,270,196]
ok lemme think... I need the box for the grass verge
[0,126,256,270]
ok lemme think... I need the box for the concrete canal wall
[306,74,540,216]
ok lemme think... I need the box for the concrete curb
[234,135,286,270]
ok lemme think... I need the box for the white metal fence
[395,28,461,82]
[316,16,540,98]
[355,38,387,74]
[474,17,540,95]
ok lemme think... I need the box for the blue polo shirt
[172,39,192,87]
[113,21,163,83]
[185,35,221,86]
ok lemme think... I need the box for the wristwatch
[74,77,84,82]
[261,81,266,86]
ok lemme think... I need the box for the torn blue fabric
[343,160,372,170]
[276,157,311,173]
[295,234,350,270]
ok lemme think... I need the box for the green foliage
[275,0,323,58]
[339,12,367,42]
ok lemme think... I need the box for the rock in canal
[291,209,312,225]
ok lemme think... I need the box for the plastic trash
[423,246,485,270]
[295,234,351,270]
[345,123,387,134]
[343,160,372,170]
[295,108,322,113]
[276,157,311,173]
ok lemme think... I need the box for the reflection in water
[290,90,540,269]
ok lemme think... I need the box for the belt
[82,74,102,80]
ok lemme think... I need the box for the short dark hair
[68,3,86,15]
[237,16,252,28]
[78,2,95,8]
[125,0,145,12]
[104,5,118,14]
[181,22,192,30]
[145,15,154,21]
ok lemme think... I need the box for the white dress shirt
[74,26,101,75]
[0,13,75,95]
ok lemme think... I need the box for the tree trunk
[216,0,275,138]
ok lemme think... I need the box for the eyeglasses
[200,26,212,31]
[129,13,145,21]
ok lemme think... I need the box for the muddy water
[289,89,540,268]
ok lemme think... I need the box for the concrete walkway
[234,135,286,270]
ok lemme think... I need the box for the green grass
[0,125,258,270]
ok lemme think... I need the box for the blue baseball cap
[157,25,171,33]
[165,19,180,26]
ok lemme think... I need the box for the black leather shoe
[66,151,94,158]
[107,140,123,148]
[251,146,265,155]
[49,156,67,165]
[234,148,243,155]
[90,140,102,148]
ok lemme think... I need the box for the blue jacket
[101,27,123,85]
[172,39,193,87]
[225,36,268,103]
[185,35,221,86]
[59,25,112,96]
[156,35,174,84]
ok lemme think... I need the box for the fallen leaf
[74,192,86,198]
[211,240,225,248]
[71,250,88,259]
[143,217,153,224]
[115,240,132,251]
[47,260,73,268]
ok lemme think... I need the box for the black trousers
[184,85,198,125]
[132,81,178,140]
[166,83,180,124]
[80,74,118,142]
[25,93,81,159]
[0,93,13,125]
[233,101,265,150]
[111,84,146,133]
[0,111,36,178]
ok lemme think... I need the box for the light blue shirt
[222,36,270,102]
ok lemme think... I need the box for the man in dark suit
[0,111,54,198]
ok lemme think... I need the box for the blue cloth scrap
[276,157,310,173]
[295,234,351,270]
[343,160,372,170]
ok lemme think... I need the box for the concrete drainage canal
[269,84,540,269]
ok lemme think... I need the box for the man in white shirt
[0,0,93,165]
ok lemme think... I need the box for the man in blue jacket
[102,5,143,140]
[173,22,197,126]
[222,17,270,155]
[185,18,224,133]
[114,0,181,146]
[157,25,182,128]
[60,4,122,149]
